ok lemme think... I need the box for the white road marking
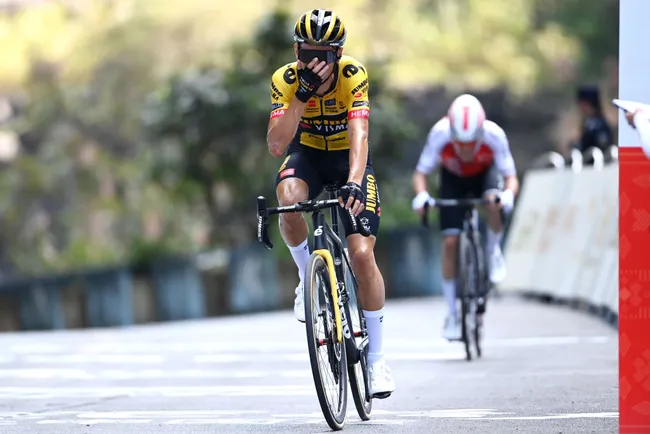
[0,385,316,399]
[0,367,615,381]
[0,352,470,364]
[486,412,619,420]
[0,409,618,426]
[2,335,612,353]
[32,418,413,426]
[0,347,614,365]
[22,354,166,364]
[0,368,313,380]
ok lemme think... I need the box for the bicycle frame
[460,205,485,286]
[317,188,369,364]
[422,197,501,296]
[256,190,370,352]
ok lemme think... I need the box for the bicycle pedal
[372,391,392,400]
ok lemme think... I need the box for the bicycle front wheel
[304,252,348,431]
[458,232,479,361]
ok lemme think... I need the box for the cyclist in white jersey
[411,94,519,340]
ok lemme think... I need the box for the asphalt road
[0,296,617,433]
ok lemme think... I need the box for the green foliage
[127,234,195,266]
[141,9,294,247]
[535,0,618,80]
[0,0,618,276]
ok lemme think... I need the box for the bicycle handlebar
[420,196,501,227]
[256,196,371,250]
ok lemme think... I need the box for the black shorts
[438,165,503,235]
[274,145,380,237]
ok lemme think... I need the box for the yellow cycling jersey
[269,55,370,151]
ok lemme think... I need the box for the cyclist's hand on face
[411,191,431,217]
[338,182,365,216]
[295,57,333,103]
[306,57,334,82]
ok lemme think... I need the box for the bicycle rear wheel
[345,299,372,420]
[304,253,348,430]
[340,248,372,421]
[458,232,479,361]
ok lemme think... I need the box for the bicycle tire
[340,248,372,420]
[345,299,372,420]
[471,233,480,358]
[304,252,348,430]
[458,232,479,361]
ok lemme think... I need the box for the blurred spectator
[571,84,614,153]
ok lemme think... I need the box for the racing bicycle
[256,185,374,431]
[421,197,499,361]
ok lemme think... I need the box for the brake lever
[256,196,274,250]
[421,202,430,228]
[346,208,371,237]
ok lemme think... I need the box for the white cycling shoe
[489,247,507,284]
[442,315,462,341]
[294,282,306,323]
[368,358,395,399]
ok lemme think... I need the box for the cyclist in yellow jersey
[267,9,395,398]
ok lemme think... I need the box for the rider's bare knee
[277,179,308,205]
[348,238,376,279]
[277,179,308,227]
[442,234,459,256]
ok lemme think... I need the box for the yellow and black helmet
[293,9,347,47]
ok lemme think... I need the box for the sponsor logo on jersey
[350,78,368,96]
[280,168,295,178]
[278,155,291,173]
[283,67,296,84]
[349,109,369,119]
[271,82,284,100]
[300,117,348,136]
[365,174,379,214]
[270,109,286,119]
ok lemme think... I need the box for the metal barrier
[0,144,619,332]
[530,151,566,170]
[0,257,207,332]
[570,148,584,173]
[534,145,615,172]
[582,147,605,170]
[500,144,618,328]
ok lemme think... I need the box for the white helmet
[447,94,486,144]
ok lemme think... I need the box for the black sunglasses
[298,48,338,65]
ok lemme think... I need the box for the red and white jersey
[415,117,517,178]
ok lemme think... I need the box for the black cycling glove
[338,182,365,206]
[295,68,323,103]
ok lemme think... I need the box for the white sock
[363,308,384,365]
[442,278,457,318]
[486,228,503,255]
[288,238,310,284]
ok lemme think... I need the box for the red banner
[619,147,650,433]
